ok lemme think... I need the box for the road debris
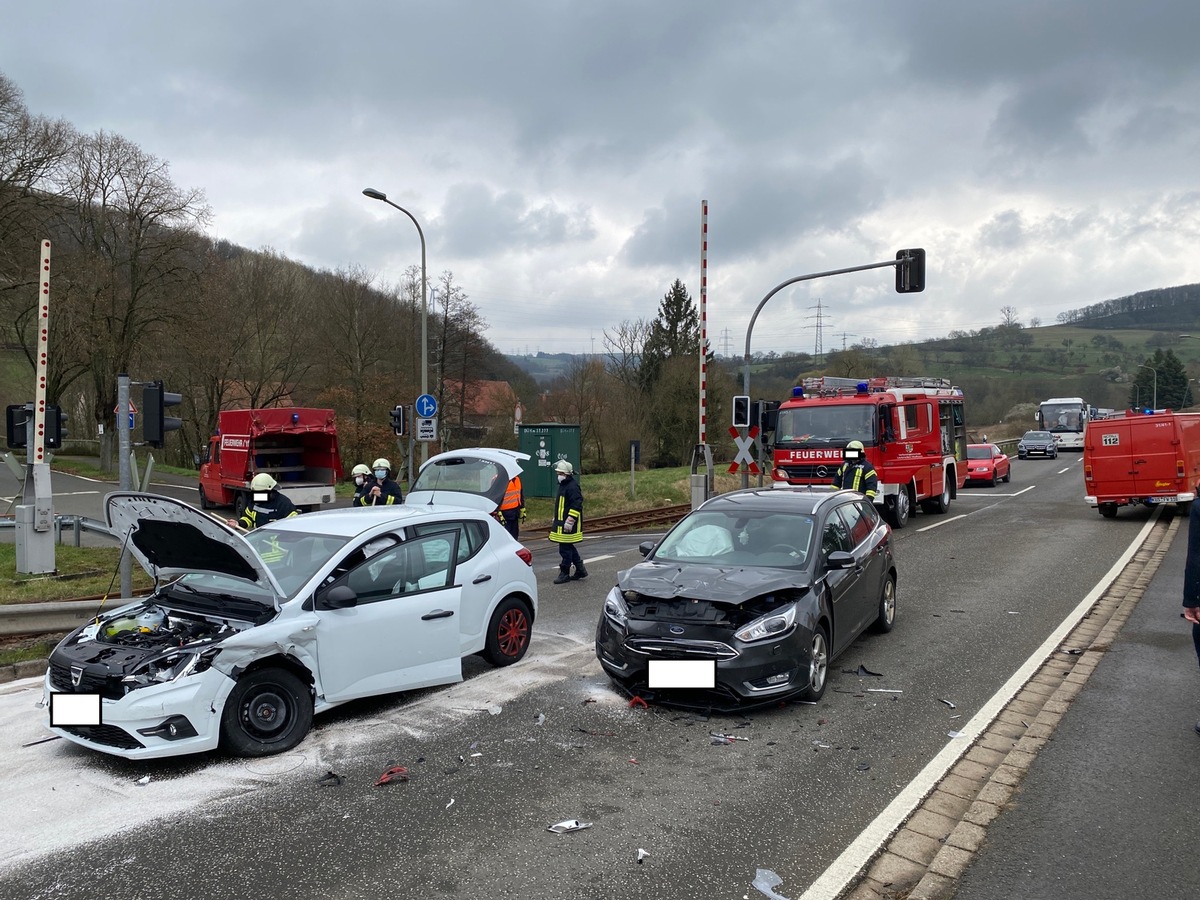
[843,664,883,676]
[487,704,502,715]
[446,798,455,809]
[548,819,593,833]
[751,867,791,899]
[637,848,650,864]
[710,732,750,744]
[866,688,903,693]
[375,766,409,786]
[629,696,649,709]
[316,771,343,787]
[939,698,957,709]
[947,730,966,739]
[136,775,151,786]
[535,712,546,725]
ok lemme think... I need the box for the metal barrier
[0,514,114,546]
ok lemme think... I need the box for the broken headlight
[122,647,220,690]
[603,589,630,628]
[734,604,797,643]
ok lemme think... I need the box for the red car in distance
[966,443,1011,487]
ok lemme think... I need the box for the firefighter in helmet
[549,459,586,583]
[832,440,878,500]
[229,473,299,531]
[350,463,372,505]
[358,457,403,506]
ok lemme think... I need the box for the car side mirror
[826,550,855,570]
[319,584,358,610]
[638,540,656,557]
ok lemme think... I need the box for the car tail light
[1178,460,1186,478]
[1084,464,1092,482]
[515,547,533,567]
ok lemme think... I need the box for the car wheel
[872,575,897,633]
[234,492,248,520]
[1099,503,1118,518]
[799,623,830,702]
[921,481,951,514]
[1003,467,1011,483]
[220,667,313,757]
[886,489,911,528]
[198,486,212,510]
[991,471,998,487]
[482,596,532,667]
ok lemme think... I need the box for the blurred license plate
[648,659,715,689]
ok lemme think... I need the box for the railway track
[584,502,692,533]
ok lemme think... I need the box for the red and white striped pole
[33,240,51,464]
[699,200,708,446]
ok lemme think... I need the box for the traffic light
[732,395,751,428]
[752,400,780,434]
[6,405,28,449]
[46,405,68,449]
[143,380,183,448]
[390,405,408,436]
[895,248,926,293]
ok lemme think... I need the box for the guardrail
[0,514,114,546]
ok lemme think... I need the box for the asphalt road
[0,455,1176,899]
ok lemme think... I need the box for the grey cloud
[435,183,596,256]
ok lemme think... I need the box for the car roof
[264,503,486,538]
[698,487,860,515]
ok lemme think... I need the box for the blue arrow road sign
[415,394,438,418]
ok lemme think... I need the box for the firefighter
[549,459,586,583]
[832,440,878,499]
[350,463,372,505]
[229,473,299,531]
[358,457,403,506]
[496,471,526,540]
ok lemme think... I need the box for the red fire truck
[769,376,968,528]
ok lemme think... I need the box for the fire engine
[769,376,968,528]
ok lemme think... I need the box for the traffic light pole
[738,251,923,488]
[117,374,132,596]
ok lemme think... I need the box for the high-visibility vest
[500,476,523,511]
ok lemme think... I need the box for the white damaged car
[43,458,537,760]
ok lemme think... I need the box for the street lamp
[363,187,428,464]
[1138,363,1157,409]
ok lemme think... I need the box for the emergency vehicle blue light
[792,386,804,398]
[856,381,869,394]
[291,413,300,423]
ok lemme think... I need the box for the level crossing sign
[729,425,760,475]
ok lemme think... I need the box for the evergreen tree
[639,279,699,391]
[1131,348,1187,409]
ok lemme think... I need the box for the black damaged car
[595,488,897,710]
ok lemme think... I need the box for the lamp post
[1138,363,1157,409]
[363,188,429,465]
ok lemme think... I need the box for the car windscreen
[241,528,353,596]
[652,509,814,568]
[967,446,993,459]
[775,404,875,445]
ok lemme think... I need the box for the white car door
[314,532,463,703]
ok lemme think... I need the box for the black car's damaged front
[595,561,829,710]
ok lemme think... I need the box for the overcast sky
[3,1,1199,359]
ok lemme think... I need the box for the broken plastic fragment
[316,771,343,787]
[446,798,455,809]
[637,848,650,864]
[866,688,903,693]
[548,819,593,833]
[136,775,151,786]
[487,704,502,715]
[855,664,883,676]
[938,698,956,709]
[535,712,546,725]
[375,766,409,786]
[856,763,871,772]
[947,730,966,738]
[629,696,649,709]
[751,867,791,900]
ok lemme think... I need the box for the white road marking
[917,514,968,532]
[796,508,1162,900]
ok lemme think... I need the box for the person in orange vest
[496,472,526,540]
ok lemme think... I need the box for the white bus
[1036,397,1089,450]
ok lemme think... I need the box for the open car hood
[618,561,812,605]
[406,448,532,512]
[104,492,286,608]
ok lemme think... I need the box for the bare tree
[999,305,1021,327]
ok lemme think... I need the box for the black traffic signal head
[895,248,926,293]
[732,395,751,428]
[390,405,407,436]
[46,405,68,449]
[143,380,183,448]
[6,404,29,449]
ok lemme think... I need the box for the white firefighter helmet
[250,472,277,491]
[553,459,574,475]
[351,463,371,476]
[372,458,392,472]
